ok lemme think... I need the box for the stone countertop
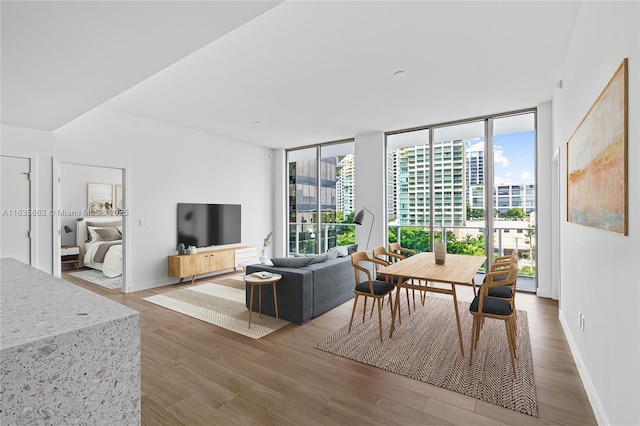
[0,257,138,349]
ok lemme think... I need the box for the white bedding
[83,240,123,278]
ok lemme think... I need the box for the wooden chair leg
[505,318,517,377]
[348,295,358,333]
[405,287,411,314]
[469,315,477,365]
[362,296,368,323]
[377,298,384,342]
[412,287,416,311]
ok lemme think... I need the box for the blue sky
[466,130,535,185]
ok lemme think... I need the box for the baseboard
[558,309,608,425]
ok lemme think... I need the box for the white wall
[535,102,555,299]
[2,107,275,291]
[59,164,122,246]
[354,132,386,252]
[0,125,54,273]
[553,2,639,425]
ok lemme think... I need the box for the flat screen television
[177,203,241,248]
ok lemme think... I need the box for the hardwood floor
[63,270,596,425]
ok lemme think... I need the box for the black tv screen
[177,203,241,248]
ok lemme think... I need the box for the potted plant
[260,232,272,264]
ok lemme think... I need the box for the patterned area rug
[316,296,538,417]
[68,269,121,289]
[143,282,289,339]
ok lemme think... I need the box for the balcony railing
[287,222,536,292]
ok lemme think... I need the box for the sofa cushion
[246,255,355,324]
[246,264,314,324]
[271,257,314,267]
[306,256,356,318]
[347,244,359,254]
[310,254,328,264]
[295,253,329,264]
[325,250,338,260]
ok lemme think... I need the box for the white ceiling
[1,1,581,149]
[1,1,282,130]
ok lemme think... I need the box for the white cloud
[520,171,533,182]
[494,148,509,168]
[466,140,509,168]
[466,139,484,152]
[495,176,512,185]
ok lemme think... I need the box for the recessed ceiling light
[393,70,406,78]
[253,120,261,125]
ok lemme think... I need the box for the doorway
[53,160,129,293]
[1,155,33,264]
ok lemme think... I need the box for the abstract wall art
[567,58,628,235]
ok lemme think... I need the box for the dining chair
[481,250,518,317]
[389,242,428,306]
[389,242,416,258]
[372,246,416,315]
[350,251,396,342]
[469,261,519,377]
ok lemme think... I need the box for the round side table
[243,273,282,328]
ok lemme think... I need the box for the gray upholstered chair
[372,246,416,314]
[349,251,395,342]
[469,261,519,377]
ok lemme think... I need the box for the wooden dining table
[378,252,486,355]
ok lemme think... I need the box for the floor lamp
[353,207,374,251]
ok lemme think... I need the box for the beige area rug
[143,281,289,339]
[68,269,122,289]
[316,296,538,417]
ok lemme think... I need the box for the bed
[76,217,123,278]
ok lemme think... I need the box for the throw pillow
[328,246,349,257]
[94,227,122,242]
[325,249,338,260]
[347,244,359,254]
[309,254,328,264]
[271,257,314,268]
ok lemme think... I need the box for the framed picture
[567,58,628,235]
[115,184,123,213]
[87,182,113,216]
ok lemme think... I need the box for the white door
[1,156,32,264]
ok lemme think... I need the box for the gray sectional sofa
[245,254,356,324]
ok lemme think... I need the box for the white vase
[434,242,446,265]
[259,249,267,264]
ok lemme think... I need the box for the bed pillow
[85,220,121,242]
[87,226,102,242]
[94,227,122,242]
[270,257,314,268]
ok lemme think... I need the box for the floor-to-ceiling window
[386,110,537,291]
[492,113,537,291]
[287,140,355,255]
